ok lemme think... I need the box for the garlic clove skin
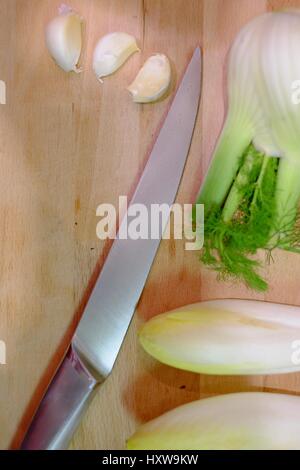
[128,54,172,103]
[93,32,139,80]
[45,4,83,73]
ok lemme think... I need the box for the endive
[196,11,300,291]
[127,392,300,450]
[139,299,300,375]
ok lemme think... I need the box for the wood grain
[1,0,300,450]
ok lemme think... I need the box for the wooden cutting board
[1,0,300,450]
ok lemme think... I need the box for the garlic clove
[128,54,172,103]
[45,4,83,73]
[93,32,139,80]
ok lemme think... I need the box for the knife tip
[193,46,202,58]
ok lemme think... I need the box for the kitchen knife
[20,47,202,450]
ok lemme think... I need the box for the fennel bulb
[197,11,300,290]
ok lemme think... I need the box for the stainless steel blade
[20,48,202,450]
[73,47,202,379]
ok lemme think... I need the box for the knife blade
[20,47,202,450]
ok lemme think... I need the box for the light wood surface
[1,0,300,450]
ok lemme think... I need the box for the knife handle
[20,345,98,450]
